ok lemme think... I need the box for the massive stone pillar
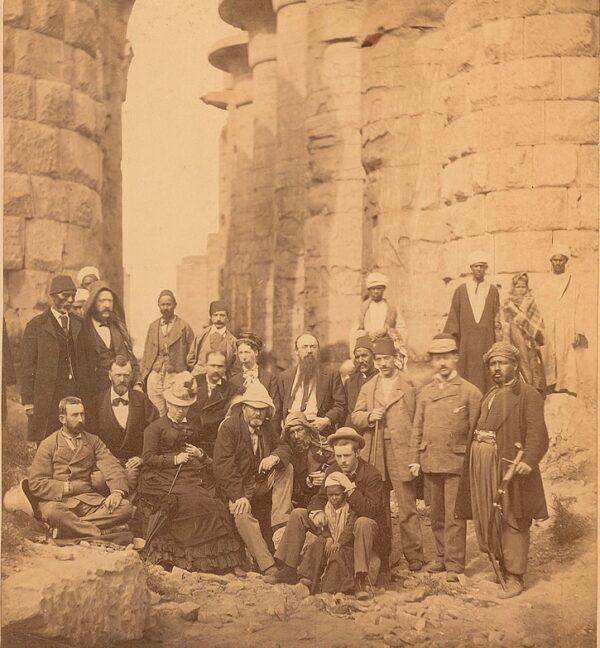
[219,0,278,346]
[4,0,135,351]
[440,0,598,393]
[361,1,449,358]
[176,255,208,334]
[207,34,252,334]
[271,0,308,364]
[305,0,365,358]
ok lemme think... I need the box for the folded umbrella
[141,464,182,553]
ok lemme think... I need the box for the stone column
[271,0,308,364]
[207,34,252,333]
[4,0,134,350]
[219,0,278,346]
[305,0,365,358]
[440,0,598,391]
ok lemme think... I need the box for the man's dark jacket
[20,309,91,442]
[344,368,377,428]
[187,375,235,456]
[213,408,291,503]
[89,387,158,461]
[308,457,391,559]
[273,364,347,434]
[455,378,549,521]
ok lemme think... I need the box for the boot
[498,575,524,599]
[426,560,445,573]
[355,572,373,601]
[264,563,298,585]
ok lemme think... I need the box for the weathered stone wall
[206,0,598,379]
[176,255,208,334]
[3,0,135,354]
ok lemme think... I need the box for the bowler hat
[49,275,77,295]
[327,427,366,450]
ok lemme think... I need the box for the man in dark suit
[273,333,346,436]
[89,355,158,493]
[28,396,133,540]
[344,335,378,429]
[187,351,235,457]
[213,382,293,576]
[20,275,91,443]
[82,280,141,397]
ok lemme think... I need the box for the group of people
[4,246,585,601]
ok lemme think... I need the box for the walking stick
[486,442,524,590]
[369,420,379,466]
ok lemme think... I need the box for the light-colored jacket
[409,374,481,475]
[28,430,129,505]
[140,315,195,381]
[186,326,238,376]
[351,372,416,482]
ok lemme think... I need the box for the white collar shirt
[51,308,70,331]
[111,387,129,429]
[466,278,491,324]
[93,317,112,348]
[210,325,227,338]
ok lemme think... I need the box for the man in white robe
[538,247,587,397]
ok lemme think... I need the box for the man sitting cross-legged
[28,396,133,542]
[265,428,390,600]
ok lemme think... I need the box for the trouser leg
[353,516,378,575]
[38,500,102,538]
[267,463,294,529]
[501,514,531,577]
[231,507,275,572]
[392,478,425,562]
[426,473,445,562]
[146,371,167,418]
[74,499,133,529]
[274,508,314,569]
[297,536,326,584]
[443,474,466,573]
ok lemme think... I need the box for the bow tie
[98,323,109,328]
[112,397,129,406]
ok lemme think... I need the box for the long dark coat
[444,283,500,394]
[344,368,377,429]
[20,310,91,442]
[455,379,549,521]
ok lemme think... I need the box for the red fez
[354,335,374,353]
[49,275,76,295]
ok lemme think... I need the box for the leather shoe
[426,560,445,573]
[408,560,424,572]
[264,565,298,585]
[354,573,373,601]
[498,576,524,599]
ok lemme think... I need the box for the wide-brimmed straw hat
[3,480,36,517]
[164,371,197,406]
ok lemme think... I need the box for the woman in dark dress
[138,372,246,575]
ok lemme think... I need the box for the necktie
[59,315,68,332]
[112,397,129,406]
[300,377,311,412]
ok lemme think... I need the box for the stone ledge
[208,32,249,74]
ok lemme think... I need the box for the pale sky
[122,1,235,349]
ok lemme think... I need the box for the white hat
[77,266,100,286]
[366,272,389,289]
[550,244,570,260]
[164,371,197,406]
[3,480,35,517]
[467,250,490,268]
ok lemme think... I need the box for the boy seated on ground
[297,472,357,594]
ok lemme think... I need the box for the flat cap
[428,333,458,354]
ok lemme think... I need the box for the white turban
[366,272,388,289]
[77,266,100,286]
[550,245,570,260]
[467,250,490,268]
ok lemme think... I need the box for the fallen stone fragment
[177,601,200,622]
[54,551,75,561]
[171,566,192,580]
[399,586,427,602]
[446,608,460,619]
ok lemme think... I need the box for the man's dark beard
[67,422,85,433]
[298,356,318,379]
[92,306,115,322]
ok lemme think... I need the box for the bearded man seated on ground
[281,411,335,508]
[25,396,133,544]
